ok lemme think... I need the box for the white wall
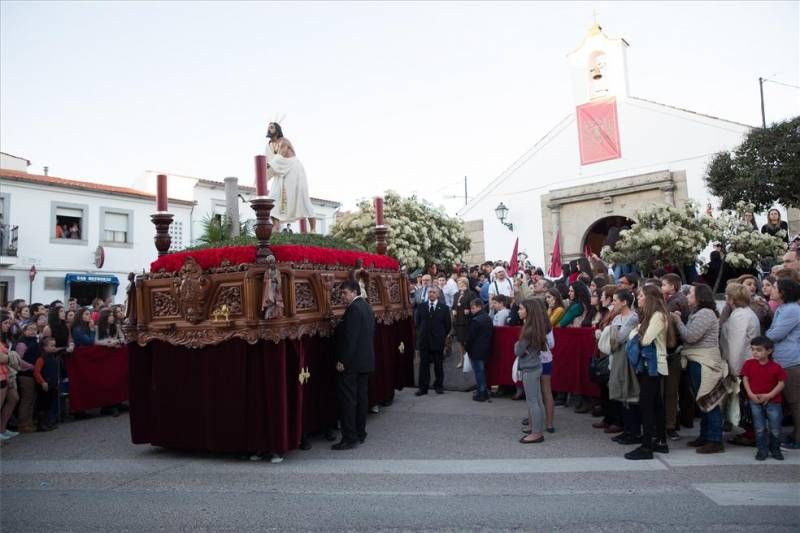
[460,97,753,267]
[0,153,29,172]
[0,179,193,304]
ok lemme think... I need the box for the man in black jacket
[465,299,493,401]
[415,286,451,396]
[333,280,376,450]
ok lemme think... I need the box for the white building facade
[460,24,794,267]
[0,169,194,306]
[1,165,342,306]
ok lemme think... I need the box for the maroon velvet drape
[65,345,129,411]
[485,326,600,397]
[128,318,415,455]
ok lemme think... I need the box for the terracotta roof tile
[0,168,194,205]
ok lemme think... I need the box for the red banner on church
[577,97,621,165]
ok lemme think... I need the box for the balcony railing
[0,224,18,256]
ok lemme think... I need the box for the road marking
[694,483,800,506]
[661,449,800,467]
[2,456,667,475]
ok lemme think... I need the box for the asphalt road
[2,388,799,532]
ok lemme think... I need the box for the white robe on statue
[266,151,315,223]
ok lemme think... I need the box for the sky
[1,1,798,215]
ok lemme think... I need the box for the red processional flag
[577,97,622,165]
[507,237,520,277]
[548,233,562,278]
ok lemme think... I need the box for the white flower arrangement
[331,191,470,269]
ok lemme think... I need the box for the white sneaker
[0,433,9,441]
[3,430,19,437]
[269,454,284,464]
[370,405,380,414]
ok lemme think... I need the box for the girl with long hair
[558,281,590,328]
[625,284,671,460]
[71,307,95,347]
[545,288,565,327]
[43,306,71,351]
[95,308,124,346]
[515,299,553,443]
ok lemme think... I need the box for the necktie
[430,303,434,313]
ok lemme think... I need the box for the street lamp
[494,202,513,231]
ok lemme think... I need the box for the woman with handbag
[672,283,726,455]
[592,285,621,431]
[608,289,641,444]
[625,285,671,460]
[515,300,554,443]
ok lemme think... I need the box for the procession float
[124,157,415,458]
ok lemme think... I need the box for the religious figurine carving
[261,254,285,319]
[349,259,369,299]
[266,122,316,233]
[174,257,210,324]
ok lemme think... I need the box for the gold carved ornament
[298,367,311,385]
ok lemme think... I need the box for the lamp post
[494,202,514,231]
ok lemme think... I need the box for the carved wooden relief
[367,278,382,305]
[132,259,412,348]
[294,281,317,312]
[387,278,401,304]
[152,290,179,317]
[211,285,243,315]
[173,257,210,324]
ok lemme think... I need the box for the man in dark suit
[333,279,376,450]
[415,286,451,396]
[465,298,493,401]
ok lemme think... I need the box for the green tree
[331,191,470,270]
[705,116,800,210]
[196,213,251,246]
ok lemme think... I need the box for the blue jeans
[749,400,782,449]
[472,359,487,396]
[688,361,722,443]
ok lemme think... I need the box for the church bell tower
[567,20,630,106]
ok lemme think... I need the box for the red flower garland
[150,244,399,273]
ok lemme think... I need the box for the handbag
[597,325,613,355]
[589,354,610,384]
[462,352,473,373]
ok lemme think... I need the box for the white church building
[460,23,796,267]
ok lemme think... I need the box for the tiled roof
[0,168,195,205]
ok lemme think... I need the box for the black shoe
[653,441,669,454]
[359,433,367,444]
[687,437,707,448]
[331,440,359,451]
[624,446,654,460]
[324,429,337,442]
[110,407,120,418]
[472,394,487,402]
[434,388,444,395]
[615,434,642,445]
[521,417,530,425]
[755,448,769,461]
[666,429,681,441]
[298,439,312,451]
[414,389,428,396]
[546,427,555,434]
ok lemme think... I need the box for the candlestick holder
[151,213,174,256]
[375,225,388,255]
[250,197,275,263]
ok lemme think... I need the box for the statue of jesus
[266,122,316,233]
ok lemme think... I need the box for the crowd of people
[0,296,126,441]
[410,240,800,461]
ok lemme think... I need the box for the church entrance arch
[582,215,635,256]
